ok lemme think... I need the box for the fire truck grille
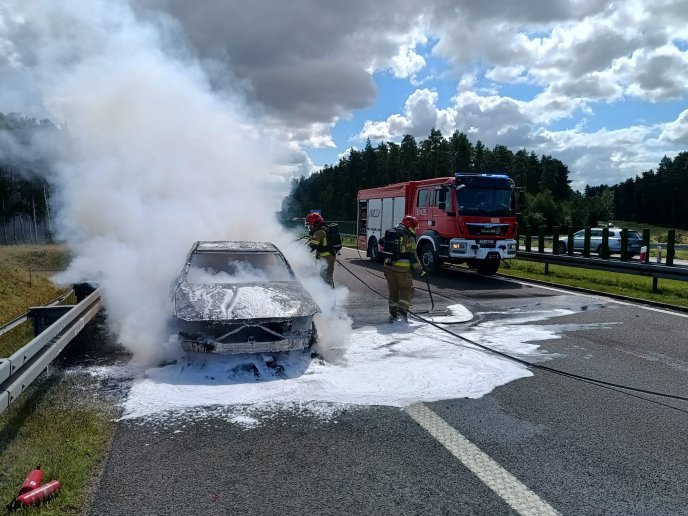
[465,224,510,236]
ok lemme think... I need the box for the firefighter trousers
[383,267,414,316]
[317,254,335,288]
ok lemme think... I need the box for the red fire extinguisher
[18,466,43,495]
[9,480,61,510]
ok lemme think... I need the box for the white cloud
[358,89,455,142]
[390,46,426,79]
[620,46,688,100]
[660,109,688,145]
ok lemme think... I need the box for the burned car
[173,241,320,354]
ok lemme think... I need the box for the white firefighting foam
[114,305,616,425]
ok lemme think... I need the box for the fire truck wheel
[368,237,382,262]
[419,243,438,273]
[476,259,500,275]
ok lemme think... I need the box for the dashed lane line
[407,403,560,516]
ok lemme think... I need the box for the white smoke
[1,0,351,363]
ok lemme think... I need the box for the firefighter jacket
[384,225,423,273]
[309,225,332,258]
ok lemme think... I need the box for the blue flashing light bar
[455,172,510,179]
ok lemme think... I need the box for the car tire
[597,244,610,258]
[557,241,567,254]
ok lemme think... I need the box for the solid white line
[496,275,688,319]
[407,403,560,516]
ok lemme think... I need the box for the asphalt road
[87,247,688,515]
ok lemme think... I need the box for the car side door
[573,230,585,251]
[590,229,604,252]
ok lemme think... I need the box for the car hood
[174,281,320,321]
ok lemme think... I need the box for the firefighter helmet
[401,215,418,229]
[305,212,324,225]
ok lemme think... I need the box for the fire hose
[335,254,688,411]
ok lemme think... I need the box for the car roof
[194,241,279,253]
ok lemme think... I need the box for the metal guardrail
[515,251,688,290]
[0,288,102,414]
[519,238,688,252]
[0,290,74,338]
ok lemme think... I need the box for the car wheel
[557,241,567,254]
[419,243,438,273]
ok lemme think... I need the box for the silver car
[173,241,320,354]
[557,228,642,257]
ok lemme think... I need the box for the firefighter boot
[399,310,408,322]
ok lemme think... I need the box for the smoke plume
[0,0,351,363]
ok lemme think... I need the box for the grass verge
[0,369,117,514]
[1,244,117,515]
[0,245,71,326]
[500,259,688,309]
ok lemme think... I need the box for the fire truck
[357,173,523,275]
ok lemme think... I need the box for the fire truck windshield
[457,187,513,216]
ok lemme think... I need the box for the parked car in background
[557,228,642,257]
[172,241,320,354]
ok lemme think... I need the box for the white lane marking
[495,275,688,319]
[407,403,560,516]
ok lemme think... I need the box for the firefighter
[306,212,335,288]
[383,215,426,322]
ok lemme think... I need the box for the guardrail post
[620,228,629,261]
[538,225,545,253]
[642,229,650,263]
[601,227,610,259]
[667,230,676,266]
[552,226,560,254]
[568,228,574,256]
[583,226,591,257]
[525,225,532,252]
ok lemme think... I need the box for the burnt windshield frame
[187,251,293,280]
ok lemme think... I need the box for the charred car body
[173,241,320,354]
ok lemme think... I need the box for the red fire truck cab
[357,173,523,275]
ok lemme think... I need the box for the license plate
[479,239,494,244]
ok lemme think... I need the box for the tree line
[280,128,688,231]
[2,113,687,246]
[0,113,56,244]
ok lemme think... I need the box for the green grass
[500,259,688,308]
[0,371,117,515]
[0,245,72,326]
[0,322,34,358]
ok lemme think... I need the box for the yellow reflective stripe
[392,261,411,267]
[318,252,332,257]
